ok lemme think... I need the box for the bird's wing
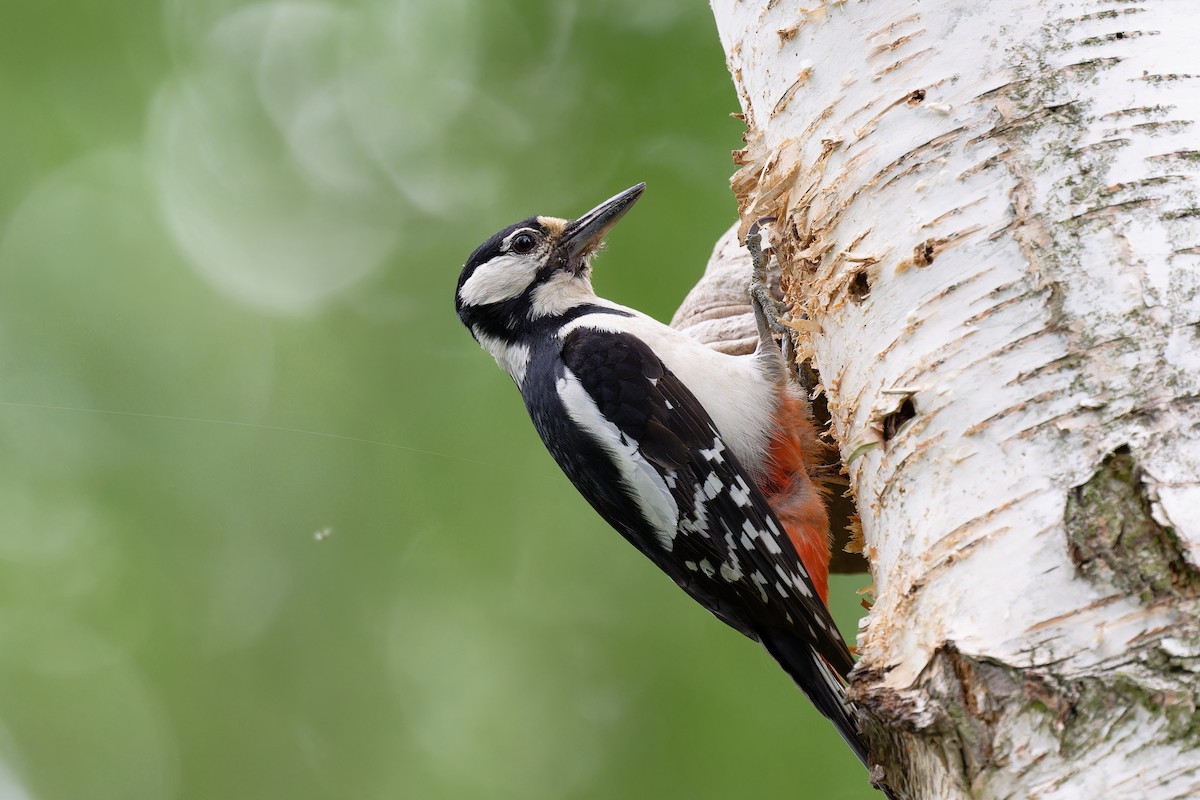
[557,326,854,676]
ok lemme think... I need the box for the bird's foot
[746,217,798,368]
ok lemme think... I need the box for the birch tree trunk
[697,1,1200,796]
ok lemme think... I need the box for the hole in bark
[882,398,916,442]
[914,239,937,267]
[1115,31,1125,39]
[849,271,871,303]
[906,88,926,106]
[806,383,869,576]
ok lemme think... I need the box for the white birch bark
[702,1,1200,797]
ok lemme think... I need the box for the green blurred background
[0,1,875,797]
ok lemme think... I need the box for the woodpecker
[455,184,869,767]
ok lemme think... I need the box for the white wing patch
[751,570,769,603]
[720,532,744,582]
[558,308,776,479]
[557,369,680,550]
[728,475,752,508]
[698,437,724,463]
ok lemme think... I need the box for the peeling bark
[704,0,1200,796]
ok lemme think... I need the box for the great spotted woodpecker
[454,184,870,767]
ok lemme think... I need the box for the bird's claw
[746,217,798,368]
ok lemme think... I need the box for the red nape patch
[760,392,832,605]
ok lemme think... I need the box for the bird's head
[455,183,645,343]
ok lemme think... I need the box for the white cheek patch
[458,254,538,307]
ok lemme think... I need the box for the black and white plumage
[454,184,871,767]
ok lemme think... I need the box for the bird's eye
[511,233,537,254]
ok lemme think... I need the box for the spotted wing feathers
[559,328,854,677]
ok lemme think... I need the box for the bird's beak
[562,183,646,263]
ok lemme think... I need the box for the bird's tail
[761,627,868,762]
[757,627,900,800]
